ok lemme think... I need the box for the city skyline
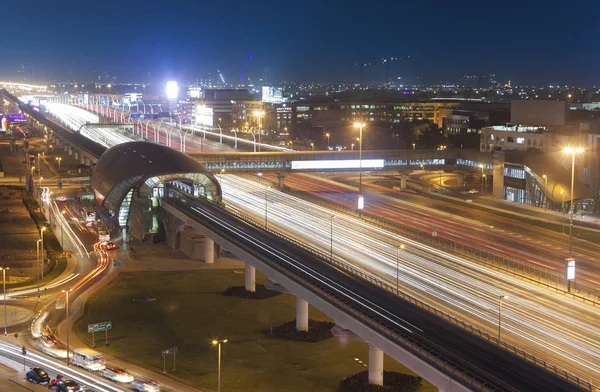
[2,1,599,85]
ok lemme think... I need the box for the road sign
[88,321,112,333]
[162,347,178,356]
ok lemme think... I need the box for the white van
[71,348,106,371]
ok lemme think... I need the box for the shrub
[266,320,335,342]
[337,371,422,392]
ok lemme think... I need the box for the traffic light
[22,346,27,356]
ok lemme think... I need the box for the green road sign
[88,321,112,333]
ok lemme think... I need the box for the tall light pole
[353,123,366,214]
[563,147,583,260]
[264,186,271,227]
[325,132,330,149]
[1,267,8,336]
[498,295,509,342]
[62,289,72,366]
[351,143,354,151]
[310,142,314,151]
[564,147,583,293]
[330,215,335,262]
[40,227,46,265]
[36,239,42,298]
[561,190,565,233]
[253,110,265,152]
[212,339,228,392]
[55,157,62,178]
[479,164,484,194]
[61,210,67,249]
[542,174,548,210]
[396,244,405,293]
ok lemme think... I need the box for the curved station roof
[92,141,221,212]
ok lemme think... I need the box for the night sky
[1,0,598,85]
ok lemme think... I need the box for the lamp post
[36,239,42,298]
[37,153,41,174]
[38,177,43,201]
[253,111,265,152]
[353,123,366,213]
[62,289,72,366]
[563,147,583,292]
[30,165,35,177]
[61,210,66,248]
[264,186,270,227]
[40,227,46,265]
[310,142,314,151]
[212,339,228,392]
[542,174,548,210]
[563,147,583,260]
[561,190,565,233]
[479,164,484,194]
[55,157,62,178]
[396,244,405,293]
[498,295,509,342]
[330,215,335,262]
[1,267,8,336]
[325,132,330,149]
[351,143,354,151]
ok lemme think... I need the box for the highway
[167,187,582,392]
[28,99,600,389]
[218,174,600,387]
[270,172,600,288]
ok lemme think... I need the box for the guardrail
[211,199,595,392]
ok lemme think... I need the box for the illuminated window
[516,137,525,144]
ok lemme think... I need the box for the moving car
[467,188,479,194]
[99,366,134,383]
[104,242,117,250]
[71,348,105,371]
[132,379,162,392]
[25,367,50,384]
[48,378,80,391]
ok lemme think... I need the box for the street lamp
[1,267,8,336]
[560,190,565,233]
[351,143,354,151]
[40,227,46,264]
[542,174,548,210]
[498,295,509,342]
[563,147,583,292]
[353,122,366,213]
[253,111,265,152]
[212,339,228,392]
[30,165,35,177]
[325,132,330,149]
[479,164,484,194]
[55,157,62,178]
[396,244,405,293]
[36,239,42,298]
[412,143,416,150]
[61,210,67,248]
[310,142,314,151]
[563,147,584,261]
[264,186,271,227]
[62,288,73,366]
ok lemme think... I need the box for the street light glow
[166,81,179,100]
[563,146,584,153]
[353,122,366,128]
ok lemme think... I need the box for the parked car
[132,379,162,392]
[25,367,50,384]
[467,189,479,194]
[99,366,134,383]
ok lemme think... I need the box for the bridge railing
[218,200,596,392]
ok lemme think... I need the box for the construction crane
[355,56,410,87]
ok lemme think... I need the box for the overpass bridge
[3,89,593,391]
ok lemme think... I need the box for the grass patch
[6,257,67,290]
[267,320,335,342]
[75,270,436,392]
[337,371,422,392]
[223,284,281,299]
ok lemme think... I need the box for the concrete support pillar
[296,297,309,332]
[277,173,287,190]
[121,227,127,242]
[245,263,256,292]
[493,154,505,200]
[400,175,408,189]
[204,237,214,264]
[456,173,465,187]
[368,344,384,386]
